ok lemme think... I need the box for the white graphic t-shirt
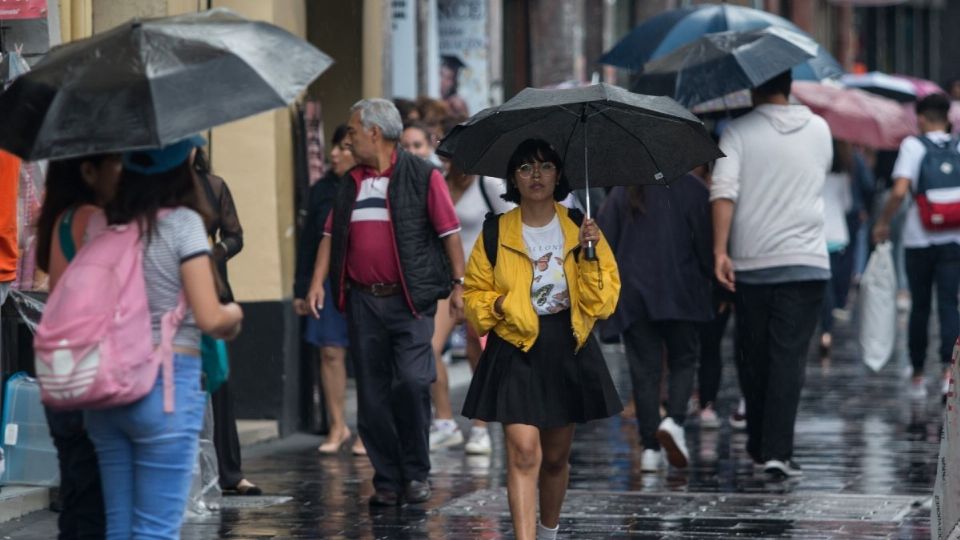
[522,215,571,315]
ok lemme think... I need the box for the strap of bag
[482,208,586,268]
[477,176,496,214]
[482,212,500,267]
[59,208,77,262]
[157,293,188,413]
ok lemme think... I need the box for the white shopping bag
[933,339,960,540]
[184,398,222,519]
[859,242,897,372]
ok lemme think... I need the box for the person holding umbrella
[461,139,622,540]
[711,70,832,478]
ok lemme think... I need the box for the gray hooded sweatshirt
[711,103,833,276]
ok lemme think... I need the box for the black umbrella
[633,26,818,107]
[437,83,723,258]
[0,8,333,161]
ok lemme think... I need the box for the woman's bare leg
[430,298,458,420]
[538,424,575,529]
[318,346,349,452]
[504,423,541,540]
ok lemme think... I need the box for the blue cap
[122,135,206,175]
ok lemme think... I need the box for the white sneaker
[764,459,803,478]
[429,421,463,451]
[909,377,928,400]
[655,417,689,469]
[729,398,747,430]
[699,405,720,429]
[464,426,492,455]
[641,449,661,472]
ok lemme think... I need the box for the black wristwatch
[451,277,465,287]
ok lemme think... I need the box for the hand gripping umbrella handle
[583,118,598,262]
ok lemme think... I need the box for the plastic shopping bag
[859,242,897,372]
[184,398,222,519]
[933,339,960,540]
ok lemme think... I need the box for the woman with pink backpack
[77,138,242,539]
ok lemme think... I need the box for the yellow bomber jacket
[464,203,621,353]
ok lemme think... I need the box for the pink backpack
[34,211,185,413]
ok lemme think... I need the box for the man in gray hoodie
[710,70,833,479]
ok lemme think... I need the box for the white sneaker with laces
[641,449,661,472]
[464,426,492,455]
[655,417,689,469]
[429,421,463,451]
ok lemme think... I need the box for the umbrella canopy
[599,3,843,81]
[635,27,817,107]
[0,7,333,161]
[840,72,916,102]
[437,83,723,191]
[896,75,946,99]
[791,81,917,150]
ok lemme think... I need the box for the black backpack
[481,208,585,267]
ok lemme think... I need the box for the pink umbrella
[895,75,947,99]
[792,81,917,150]
[951,102,960,132]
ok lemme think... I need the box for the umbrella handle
[584,243,597,261]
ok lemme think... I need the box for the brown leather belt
[349,281,402,297]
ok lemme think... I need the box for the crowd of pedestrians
[25,72,960,540]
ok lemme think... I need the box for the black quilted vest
[329,149,452,314]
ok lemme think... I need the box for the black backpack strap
[477,176,496,214]
[482,212,500,268]
[566,208,585,260]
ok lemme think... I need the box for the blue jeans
[85,354,205,540]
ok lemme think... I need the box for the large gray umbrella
[437,83,722,258]
[634,26,818,107]
[0,8,332,161]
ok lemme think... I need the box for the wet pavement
[0,308,942,538]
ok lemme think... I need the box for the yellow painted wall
[210,0,305,302]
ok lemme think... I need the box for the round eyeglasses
[516,161,557,178]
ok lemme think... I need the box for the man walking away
[873,94,960,402]
[711,70,833,479]
[306,99,465,506]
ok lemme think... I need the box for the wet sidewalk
[0,311,941,539]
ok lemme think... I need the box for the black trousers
[734,281,824,463]
[347,290,436,493]
[905,243,960,374]
[44,408,105,540]
[622,318,699,450]
[212,380,244,488]
[698,291,735,406]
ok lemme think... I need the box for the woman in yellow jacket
[462,139,622,540]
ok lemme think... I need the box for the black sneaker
[764,459,803,478]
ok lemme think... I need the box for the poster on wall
[0,0,47,20]
[437,0,489,119]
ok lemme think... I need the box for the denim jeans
[85,354,205,540]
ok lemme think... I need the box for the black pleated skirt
[462,310,623,429]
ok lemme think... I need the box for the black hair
[916,93,951,124]
[754,70,793,99]
[35,155,114,272]
[501,139,572,204]
[332,123,349,146]
[106,158,208,241]
[402,121,433,142]
[192,146,211,178]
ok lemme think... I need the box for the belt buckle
[371,282,387,296]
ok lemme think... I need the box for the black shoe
[404,480,431,504]
[369,489,401,506]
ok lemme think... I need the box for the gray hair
[351,98,403,141]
